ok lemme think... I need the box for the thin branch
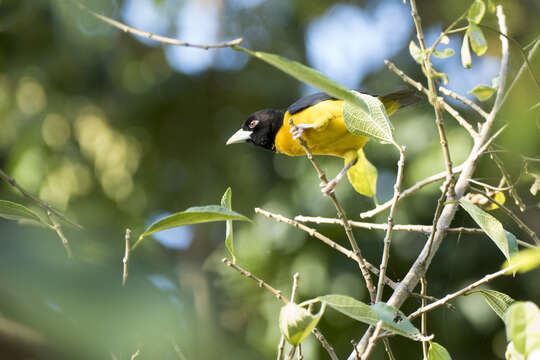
[222,258,289,303]
[255,208,446,304]
[286,346,296,360]
[384,60,477,137]
[47,210,72,259]
[297,345,303,360]
[470,186,540,246]
[360,163,465,219]
[73,1,243,49]
[409,264,518,320]
[0,168,80,229]
[313,328,339,360]
[382,339,396,360]
[122,228,132,286]
[130,349,141,360]
[439,86,489,120]
[288,119,376,302]
[468,178,512,191]
[421,277,428,360]
[491,153,526,212]
[277,337,286,360]
[361,321,383,360]
[376,146,406,302]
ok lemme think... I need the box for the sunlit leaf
[441,35,450,45]
[346,149,377,199]
[468,289,515,319]
[434,48,455,58]
[461,32,472,68]
[468,24,488,56]
[504,302,540,356]
[134,205,250,248]
[320,295,423,340]
[0,200,44,225]
[459,199,517,260]
[506,342,525,360]
[469,85,496,101]
[279,302,325,346]
[468,0,486,24]
[234,47,369,114]
[428,341,452,360]
[409,40,423,64]
[342,90,396,145]
[370,302,420,337]
[503,248,540,274]
[220,187,236,263]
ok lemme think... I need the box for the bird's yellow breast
[275,99,368,157]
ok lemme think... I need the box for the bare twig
[286,346,296,360]
[469,186,540,246]
[130,349,141,360]
[360,163,465,219]
[409,264,518,320]
[490,153,526,212]
[222,258,289,303]
[47,210,72,259]
[468,178,512,191]
[0,168,80,228]
[288,118,376,302]
[277,337,286,360]
[122,229,132,286]
[421,277,428,360]
[376,146,406,302]
[72,1,242,49]
[361,321,383,360]
[313,328,339,360]
[439,86,489,120]
[297,345,303,360]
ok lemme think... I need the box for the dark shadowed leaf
[134,205,250,248]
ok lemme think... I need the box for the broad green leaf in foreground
[503,248,540,274]
[319,295,422,340]
[342,91,396,145]
[220,187,236,263]
[346,148,378,199]
[461,32,472,68]
[134,205,250,248]
[459,199,517,261]
[469,85,496,101]
[428,341,453,360]
[233,47,369,114]
[0,200,44,225]
[279,302,325,346]
[468,23,488,56]
[468,0,486,24]
[468,289,515,319]
[504,302,540,357]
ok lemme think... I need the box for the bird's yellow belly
[275,100,368,157]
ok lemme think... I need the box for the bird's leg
[289,123,316,140]
[321,159,357,196]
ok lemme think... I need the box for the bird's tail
[346,148,377,199]
[378,88,422,116]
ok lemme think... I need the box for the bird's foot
[320,179,338,196]
[289,123,315,140]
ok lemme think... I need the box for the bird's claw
[320,180,337,196]
[289,125,304,140]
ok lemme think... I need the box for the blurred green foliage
[0,0,539,359]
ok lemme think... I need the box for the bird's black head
[226,109,284,151]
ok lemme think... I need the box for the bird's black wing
[287,92,337,115]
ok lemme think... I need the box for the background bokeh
[0,0,539,359]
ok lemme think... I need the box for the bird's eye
[249,120,259,128]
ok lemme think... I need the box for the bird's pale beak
[226,129,252,145]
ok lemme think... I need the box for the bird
[226,89,420,195]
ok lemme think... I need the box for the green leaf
[461,32,472,68]
[134,205,251,249]
[459,199,517,261]
[503,248,540,274]
[0,200,44,225]
[468,23,488,56]
[440,35,450,45]
[492,76,500,89]
[342,90,396,144]
[346,149,377,198]
[320,295,422,340]
[409,40,423,64]
[279,302,325,346]
[469,85,496,101]
[504,302,540,356]
[220,187,236,263]
[529,172,540,196]
[468,289,515,319]
[371,302,420,338]
[468,0,486,24]
[505,342,525,360]
[428,341,453,360]
[434,48,455,58]
[234,47,369,114]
